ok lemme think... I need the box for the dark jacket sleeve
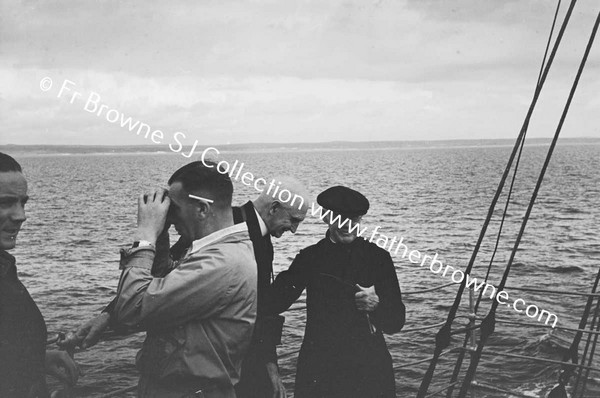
[267,249,311,316]
[252,250,311,363]
[250,314,285,364]
[371,250,405,334]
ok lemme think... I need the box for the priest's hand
[355,284,379,312]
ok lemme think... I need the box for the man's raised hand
[136,189,170,244]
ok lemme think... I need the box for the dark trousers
[234,346,272,398]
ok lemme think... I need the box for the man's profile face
[266,203,306,238]
[167,181,199,242]
[0,171,28,250]
[327,213,362,245]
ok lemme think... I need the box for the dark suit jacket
[233,202,282,360]
[233,202,285,397]
[233,201,273,315]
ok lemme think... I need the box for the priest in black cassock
[269,186,405,398]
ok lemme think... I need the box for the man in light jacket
[113,161,257,398]
[61,172,309,398]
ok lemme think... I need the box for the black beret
[317,186,369,217]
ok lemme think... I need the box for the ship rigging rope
[473,0,563,316]
[578,303,600,395]
[416,0,582,396]
[548,266,600,397]
[457,10,600,397]
[446,1,564,395]
[573,272,600,396]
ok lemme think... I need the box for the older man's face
[266,203,306,238]
[0,172,28,250]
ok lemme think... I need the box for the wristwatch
[120,240,156,269]
[132,240,155,249]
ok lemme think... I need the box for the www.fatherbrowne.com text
[309,205,559,328]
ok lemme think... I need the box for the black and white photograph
[1,1,599,397]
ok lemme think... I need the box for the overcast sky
[1,0,599,146]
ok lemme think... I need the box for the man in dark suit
[233,176,309,398]
[0,152,80,397]
[61,174,309,398]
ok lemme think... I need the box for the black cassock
[270,233,405,398]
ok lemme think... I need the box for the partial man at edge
[0,152,80,398]
[268,185,406,398]
[60,167,309,398]
[112,161,257,397]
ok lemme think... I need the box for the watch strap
[133,240,155,249]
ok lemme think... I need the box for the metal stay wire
[416,0,579,395]
[457,10,600,396]
[446,2,565,395]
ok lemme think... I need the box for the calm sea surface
[11,142,600,397]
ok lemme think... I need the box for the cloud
[1,0,599,144]
[4,0,592,80]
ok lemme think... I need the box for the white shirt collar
[254,207,269,237]
[189,223,248,256]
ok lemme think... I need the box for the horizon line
[1,136,599,148]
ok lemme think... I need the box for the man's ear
[194,202,211,219]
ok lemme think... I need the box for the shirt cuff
[119,246,156,270]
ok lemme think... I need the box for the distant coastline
[2,137,599,156]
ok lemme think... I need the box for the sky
[1,0,599,146]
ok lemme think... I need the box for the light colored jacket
[114,223,257,396]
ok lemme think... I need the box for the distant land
[1,137,599,156]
